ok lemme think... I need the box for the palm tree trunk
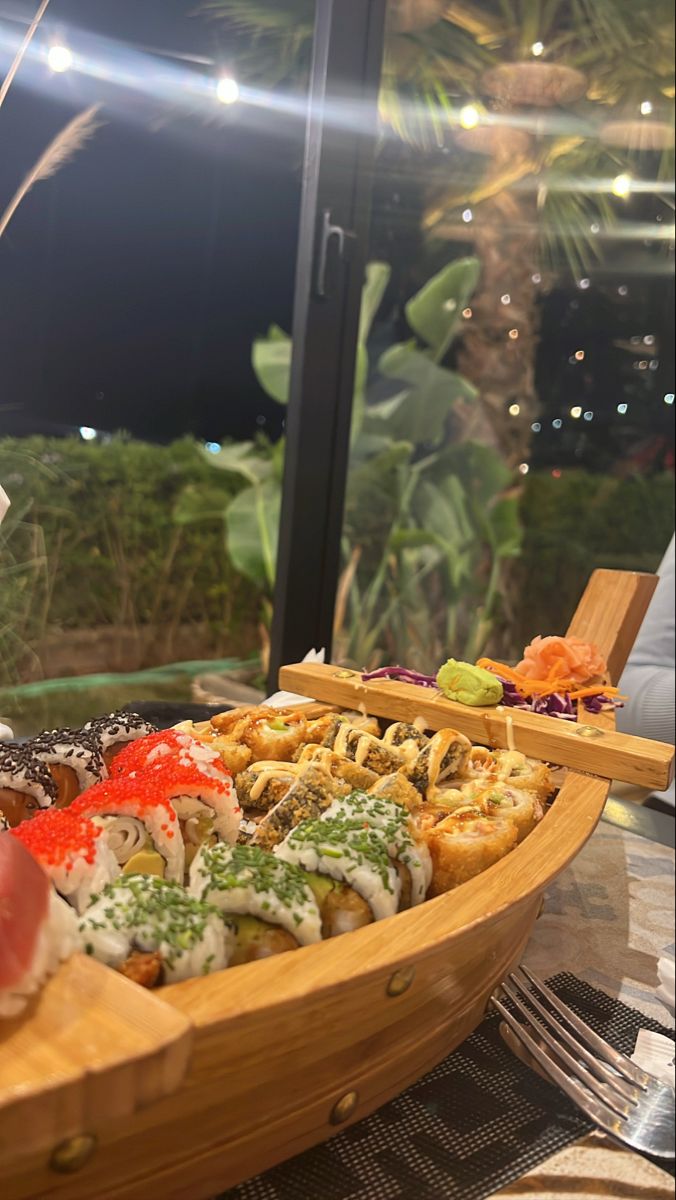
[456,184,541,467]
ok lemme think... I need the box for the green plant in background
[198,256,522,669]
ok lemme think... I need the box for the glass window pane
[335,0,675,672]
[0,0,311,732]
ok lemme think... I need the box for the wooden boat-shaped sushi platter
[1,570,674,1200]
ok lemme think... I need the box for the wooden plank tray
[2,569,667,1200]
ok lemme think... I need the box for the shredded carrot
[476,657,619,701]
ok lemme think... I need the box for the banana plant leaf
[404,257,481,357]
[374,343,477,444]
[202,440,274,486]
[225,476,281,590]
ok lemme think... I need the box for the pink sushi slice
[0,833,77,1018]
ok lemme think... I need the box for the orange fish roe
[11,807,102,869]
[111,728,232,781]
[71,775,180,824]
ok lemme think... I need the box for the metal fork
[490,965,675,1158]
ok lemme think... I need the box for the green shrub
[0,435,262,684]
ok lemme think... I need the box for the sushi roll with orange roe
[132,757,240,868]
[71,777,184,883]
[111,728,227,783]
[11,808,120,913]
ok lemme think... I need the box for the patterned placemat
[218,974,674,1200]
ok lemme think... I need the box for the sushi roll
[294,744,379,791]
[83,711,157,769]
[461,747,553,801]
[368,772,423,813]
[322,791,432,906]
[10,808,120,913]
[468,781,544,843]
[70,777,185,882]
[235,761,304,812]
[424,805,518,896]
[252,764,348,852]
[190,842,322,964]
[275,815,402,934]
[333,726,406,776]
[132,757,241,867]
[79,874,231,986]
[320,712,381,749]
[0,744,58,828]
[381,721,429,762]
[0,832,77,1018]
[406,729,472,796]
[174,720,253,776]
[30,728,107,806]
[112,728,227,782]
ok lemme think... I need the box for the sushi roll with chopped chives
[321,791,432,906]
[0,745,58,828]
[275,816,402,935]
[10,807,120,913]
[406,729,472,796]
[190,842,322,964]
[70,777,184,882]
[0,833,77,1018]
[83,711,157,769]
[424,805,518,896]
[252,764,348,851]
[30,728,107,806]
[79,874,231,987]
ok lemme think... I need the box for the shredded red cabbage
[360,666,622,720]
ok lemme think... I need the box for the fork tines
[491,967,675,1158]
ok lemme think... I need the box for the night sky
[1,0,674,469]
[1,0,304,442]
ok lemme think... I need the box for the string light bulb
[501,294,511,306]
[47,44,73,73]
[508,328,519,340]
[79,426,96,441]
[462,307,473,319]
[612,173,632,198]
[570,406,583,419]
[459,104,480,130]
[552,418,563,429]
[508,403,521,416]
[216,75,240,105]
[574,350,585,361]
[462,208,473,223]
[617,403,628,414]
[664,394,675,405]
[518,463,530,474]
[531,42,545,57]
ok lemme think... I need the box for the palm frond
[0,105,102,240]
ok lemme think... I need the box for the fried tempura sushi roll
[11,807,120,913]
[462,747,553,801]
[407,729,472,795]
[381,722,429,766]
[320,712,381,749]
[235,761,304,811]
[294,744,379,791]
[468,782,544,842]
[333,727,406,775]
[79,874,231,986]
[83,711,157,769]
[322,791,432,906]
[71,777,185,882]
[190,842,321,965]
[424,805,518,895]
[30,729,107,807]
[252,764,348,852]
[0,746,58,828]
[368,772,423,813]
[275,816,401,934]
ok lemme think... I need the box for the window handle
[315,209,355,299]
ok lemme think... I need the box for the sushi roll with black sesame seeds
[275,815,402,936]
[251,764,349,852]
[0,745,59,828]
[30,728,107,807]
[79,874,231,987]
[189,842,322,965]
[83,711,157,770]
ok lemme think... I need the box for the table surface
[489,812,674,1199]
